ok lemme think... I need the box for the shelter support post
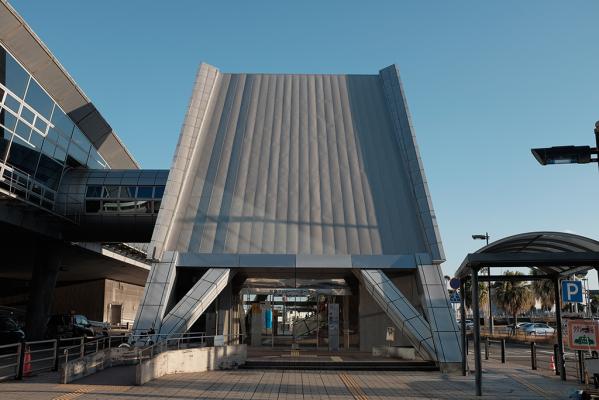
[460,280,467,376]
[472,267,482,396]
[554,275,567,381]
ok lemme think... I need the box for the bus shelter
[455,231,599,396]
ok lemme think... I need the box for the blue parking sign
[562,280,583,303]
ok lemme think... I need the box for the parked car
[46,314,95,339]
[522,323,555,336]
[0,316,25,345]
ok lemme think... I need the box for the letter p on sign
[562,280,583,303]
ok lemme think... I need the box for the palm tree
[464,277,489,311]
[494,271,534,326]
[530,268,555,311]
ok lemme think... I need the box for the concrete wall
[103,280,145,325]
[136,344,246,385]
[61,347,134,384]
[359,273,422,352]
[53,280,105,321]
[52,279,144,324]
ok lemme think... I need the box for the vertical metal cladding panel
[151,65,437,258]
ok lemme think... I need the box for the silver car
[522,323,555,336]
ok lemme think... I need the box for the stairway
[292,311,327,338]
[242,359,438,371]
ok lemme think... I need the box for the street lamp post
[531,121,599,167]
[472,233,493,336]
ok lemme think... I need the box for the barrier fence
[468,337,591,383]
[0,331,241,382]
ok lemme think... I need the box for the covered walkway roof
[455,231,599,278]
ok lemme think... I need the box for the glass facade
[0,43,109,210]
[84,184,165,215]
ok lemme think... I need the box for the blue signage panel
[562,280,583,303]
[450,291,461,303]
[449,278,461,290]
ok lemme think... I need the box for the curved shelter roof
[455,231,599,278]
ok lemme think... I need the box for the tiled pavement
[0,361,586,399]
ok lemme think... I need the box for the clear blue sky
[11,1,599,287]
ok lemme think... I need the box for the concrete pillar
[26,239,62,340]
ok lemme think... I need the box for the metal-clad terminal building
[0,0,460,370]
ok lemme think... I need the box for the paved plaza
[0,359,586,400]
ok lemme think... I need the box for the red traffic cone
[23,347,32,377]
[549,355,555,372]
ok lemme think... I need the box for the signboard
[449,278,461,290]
[567,320,599,350]
[449,291,461,304]
[562,280,583,303]
[328,303,340,351]
[386,327,395,342]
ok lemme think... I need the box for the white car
[522,323,555,336]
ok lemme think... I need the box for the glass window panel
[85,200,101,213]
[137,186,153,199]
[29,131,43,149]
[65,154,83,168]
[119,200,137,213]
[14,121,31,140]
[102,185,120,198]
[1,49,30,98]
[121,186,136,198]
[57,133,69,149]
[50,109,74,138]
[4,94,20,113]
[86,150,107,169]
[34,153,63,190]
[24,80,53,118]
[154,185,165,198]
[136,200,151,213]
[101,200,119,212]
[53,146,66,163]
[0,108,17,130]
[71,128,90,150]
[34,117,47,132]
[46,128,59,144]
[6,134,39,176]
[68,143,89,165]
[20,107,34,124]
[0,126,11,161]
[86,185,102,197]
[41,138,56,157]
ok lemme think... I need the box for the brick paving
[0,359,587,399]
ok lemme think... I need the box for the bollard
[52,340,59,371]
[62,349,69,384]
[80,337,85,358]
[554,344,560,376]
[485,338,489,360]
[15,342,24,380]
[578,350,585,384]
[501,339,506,364]
[531,342,537,370]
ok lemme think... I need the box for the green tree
[494,271,534,326]
[590,294,599,315]
[530,268,555,311]
[463,277,489,311]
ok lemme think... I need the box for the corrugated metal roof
[150,64,444,261]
